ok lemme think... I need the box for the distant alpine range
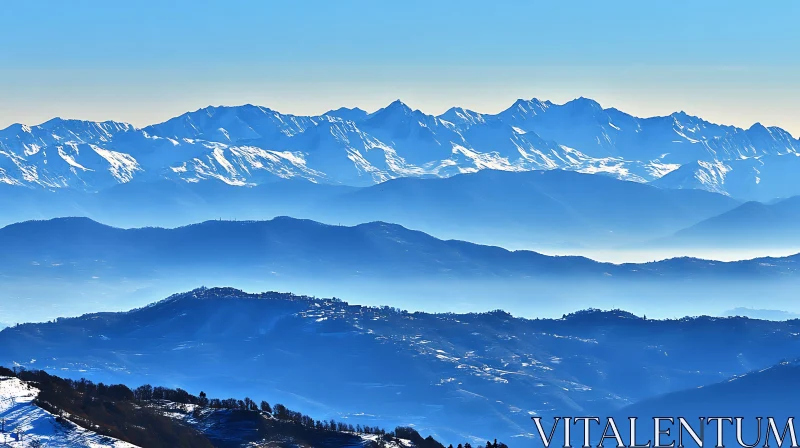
[2,97,799,202]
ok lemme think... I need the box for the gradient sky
[2,0,799,135]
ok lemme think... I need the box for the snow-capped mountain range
[2,97,798,200]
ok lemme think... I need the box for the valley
[2,287,799,446]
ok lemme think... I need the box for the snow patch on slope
[0,376,138,447]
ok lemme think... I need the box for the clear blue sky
[2,0,799,135]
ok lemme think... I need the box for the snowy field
[0,376,137,448]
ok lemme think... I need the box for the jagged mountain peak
[323,106,369,122]
[327,106,367,114]
[147,103,286,127]
[439,106,486,125]
[564,96,603,110]
[507,97,552,115]
[359,100,421,127]
[3,116,136,134]
[380,99,414,115]
[667,109,724,127]
[191,103,275,116]
[361,99,449,131]
[669,110,692,121]
[441,105,478,116]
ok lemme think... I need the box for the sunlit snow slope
[0,376,137,448]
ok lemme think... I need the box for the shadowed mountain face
[650,195,800,249]
[0,170,741,250]
[1,98,799,200]
[620,361,800,419]
[2,288,800,447]
[614,361,800,447]
[313,169,741,248]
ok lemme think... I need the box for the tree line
[1,366,507,448]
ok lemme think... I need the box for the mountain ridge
[7,214,800,275]
[0,169,742,250]
[3,214,800,326]
[648,195,800,249]
[2,97,798,199]
[4,286,800,446]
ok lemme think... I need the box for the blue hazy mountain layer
[620,360,800,418]
[2,215,800,324]
[613,360,800,447]
[722,307,800,321]
[648,195,800,249]
[2,287,800,447]
[0,170,742,250]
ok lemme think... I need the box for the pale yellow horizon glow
[1,65,798,137]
